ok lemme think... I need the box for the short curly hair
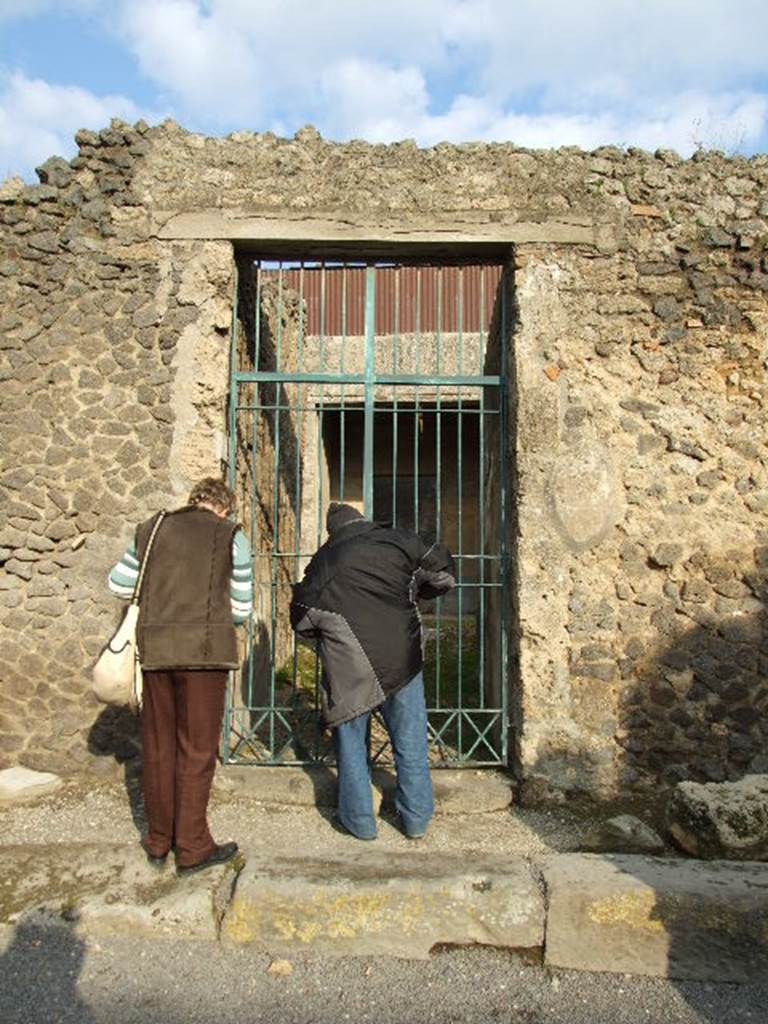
[187,477,237,515]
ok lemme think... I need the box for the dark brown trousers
[141,669,227,867]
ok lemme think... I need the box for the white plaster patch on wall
[549,440,625,551]
[516,259,567,384]
[168,242,234,497]
[512,252,581,786]
[168,318,200,499]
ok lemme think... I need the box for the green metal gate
[225,255,510,767]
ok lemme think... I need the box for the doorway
[225,256,511,767]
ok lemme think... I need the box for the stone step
[214,765,515,815]
[0,843,233,942]
[543,853,768,983]
[222,850,544,958]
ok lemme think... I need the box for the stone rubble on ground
[0,766,62,803]
[667,773,768,860]
[582,813,666,854]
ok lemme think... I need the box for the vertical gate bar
[391,267,400,525]
[269,262,285,760]
[226,258,240,490]
[339,266,347,502]
[245,263,263,725]
[247,393,257,718]
[478,266,486,711]
[246,264,262,718]
[297,262,306,374]
[292,264,306,728]
[254,263,262,372]
[499,265,510,764]
[276,265,284,374]
[314,263,327,744]
[252,264,264,745]
[316,262,327,549]
[363,266,376,518]
[434,268,444,744]
[224,257,240,757]
[414,268,421,535]
[456,267,464,742]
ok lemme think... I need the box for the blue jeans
[333,671,434,839]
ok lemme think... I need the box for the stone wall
[1,119,766,796]
[513,232,767,799]
[0,123,233,772]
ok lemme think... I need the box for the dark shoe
[396,815,428,840]
[331,815,377,841]
[141,841,169,869]
[176,842,238,876]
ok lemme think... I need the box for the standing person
[290,502,456,841]
[108,477,253,874]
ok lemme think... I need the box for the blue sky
[2,0,768,182]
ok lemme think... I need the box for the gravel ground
[0,924,764,1024]
[0,772,605,860]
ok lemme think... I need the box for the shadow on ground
[86,707,144,836]
[0,916,96,1024]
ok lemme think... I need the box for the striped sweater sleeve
[231,528,253,624]
[107,540,139,599]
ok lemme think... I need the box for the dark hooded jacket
[289,503,456,727]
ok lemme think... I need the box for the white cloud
[368,89,768,155]
[119,0,262,123]
[2,0,767,165]
[117,0,453,127]
[443,0,768,105]
[0,71,155,181]
[109,0,768,154]
[318,59,430,142]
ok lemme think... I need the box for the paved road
[1,919,764,1024]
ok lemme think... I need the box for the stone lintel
[155,210,610,252]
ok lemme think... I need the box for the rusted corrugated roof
[259,265,502,336]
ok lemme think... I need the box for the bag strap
[132,511,166,606]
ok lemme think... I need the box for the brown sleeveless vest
[135,506,238,670]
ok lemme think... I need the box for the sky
[1,0,768,182]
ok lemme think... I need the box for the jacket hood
[326,502,365,536]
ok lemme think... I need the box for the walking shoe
[331,815,377,841]
[395,815,428,840]
[141,840,169,869]
[176,842,239,876]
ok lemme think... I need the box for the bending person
[290,502,455,840]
